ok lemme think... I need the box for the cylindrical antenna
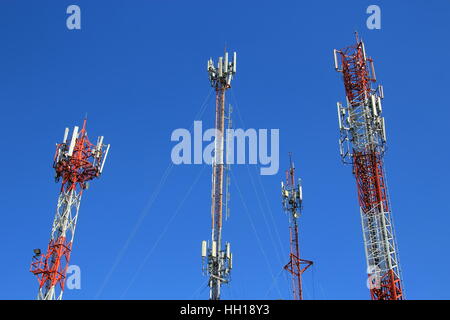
[218,57,223,77]
[333,49,339,71]
[224,52,228,73]
[201,240,207,257]
[337,102,343,130]
[63,128,69,144]
[100,144,110,173]
[212,241,217,257]
[68,126,79,157]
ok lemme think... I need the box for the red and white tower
[201,51,236,300]
[333,34,404,300]
[30,119,110,300]
[281,154,312,300]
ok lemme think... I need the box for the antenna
[202,50,236,300]
[333,35,404,300]
[281,154,313,300]
[30,120,110,300]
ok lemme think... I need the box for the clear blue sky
[0,0,449,300]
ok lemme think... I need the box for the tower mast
[201,51,236,300]
[333,34,404,300]
[281,154,313,300]
[30,119,110,300]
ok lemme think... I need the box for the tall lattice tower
[30,119,110,300]
[201,50,236,300]
[281,154,313,300]
[333,34,404,300]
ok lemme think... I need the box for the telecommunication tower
[201,50,236,300]
[30,119,110,300]
[333,34,404,300]
[281,154,313,300]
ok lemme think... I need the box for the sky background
[0,0,449,300]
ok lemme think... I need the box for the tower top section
[207,51,236,89]
[281,154,303,220]
[53,119,110,192]
[333,36,386,163]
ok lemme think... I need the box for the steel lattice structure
[334,34,404,300]
[30,119,110,300]
[281,155,312,300]
[201,51,236,300]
